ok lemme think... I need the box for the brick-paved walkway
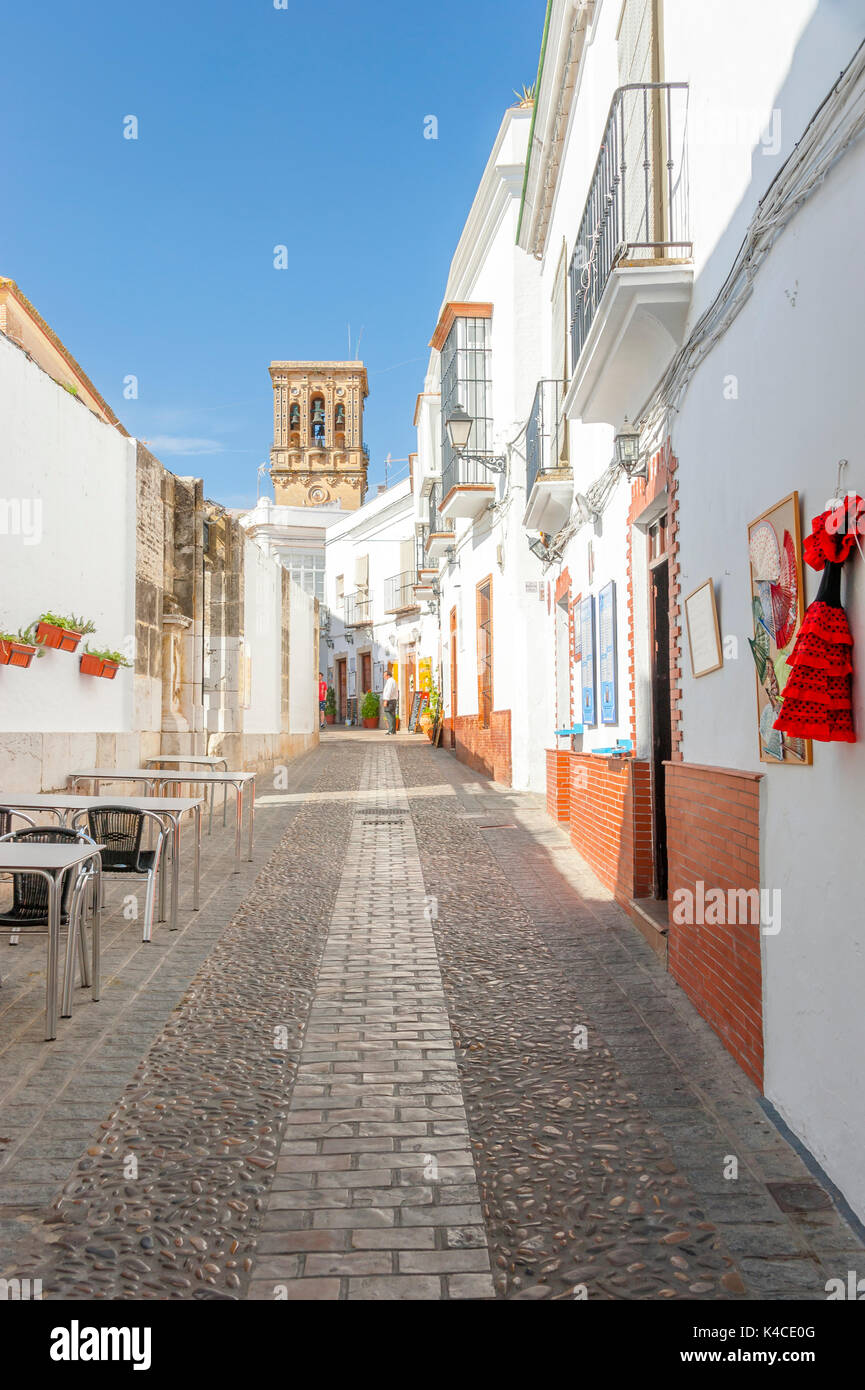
[249,743,491,1300]
[1,731,863,1300]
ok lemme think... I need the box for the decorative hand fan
[760,703,783,760]
[749,521,781,581]
[770,530,798,649]
[749,597,770,681]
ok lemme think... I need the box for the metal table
[67,770,255,868]
[144,755,229,834]
[0,841,104,1040]
[1,794,202,932]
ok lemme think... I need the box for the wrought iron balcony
[385,571,419,615]
[568,83,690,375]
[525,380,567,497]
[426,483,455,557]
[344,592,371,627]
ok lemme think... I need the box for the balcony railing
[569,82,690,371]
[525,379,566,498]
[415,529,429,576]
[427,482,455,538]
[344,591,371,627]
[442,446,496,504]
[385,571,419,614]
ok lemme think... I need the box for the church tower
[269,360,369,509]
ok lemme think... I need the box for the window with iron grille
[476,577,493,730]
[441,316,492,498]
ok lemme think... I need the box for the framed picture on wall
[598,580,617,724]
[579,595,596,727]
[684,579,723,678]
[747,491,811,765]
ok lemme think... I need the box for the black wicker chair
[0,825,100,1016]
[75,806,166,943]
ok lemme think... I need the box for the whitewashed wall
[0,334,136,737]
[288,580,316,737]
[242,536,282,736]
[674,120,865,1221]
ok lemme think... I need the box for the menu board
[598,581,617,725]
[580,595,596,727]
[408,690,428,732]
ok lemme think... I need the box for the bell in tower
[268,361,369,510]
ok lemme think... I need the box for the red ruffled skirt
[773,601,855,742]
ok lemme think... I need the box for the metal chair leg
[142,871,156,943]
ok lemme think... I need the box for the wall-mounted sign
[684,579,723,678]
[598,581,618,725]
[373,661,383,692]
[347,669,356,698]
[580,595,596,727]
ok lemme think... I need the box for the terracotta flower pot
[101,661,119,679]
[363,717,379,729]
[37,621,82,652]
[79,652,105,677]
[2,641,37,668]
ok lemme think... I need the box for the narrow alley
[2,733,861,1302]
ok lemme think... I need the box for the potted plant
[324,686,336,724]
[80,646,132,679]
[35,612,95,652]
[361,690,381,729]
[0,625,42,668]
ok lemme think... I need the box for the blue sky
[1,0,543,506]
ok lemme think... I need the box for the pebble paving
[1,732,863,1301]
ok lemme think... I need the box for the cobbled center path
[248,743,493,1300]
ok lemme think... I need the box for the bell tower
[269,360,369,510]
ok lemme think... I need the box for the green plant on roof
[513,82,535,107]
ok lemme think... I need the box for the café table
[0,841,104,1040]
[144,755,229,834]
[67,770,255,869]
[0,794,202,932]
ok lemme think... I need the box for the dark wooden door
[336,658,347,723]
[650,557,671,899]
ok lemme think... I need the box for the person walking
[318,672,328,730]
[382,667,398,735]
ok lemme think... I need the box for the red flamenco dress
[773,498,861,743]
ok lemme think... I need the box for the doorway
[449,607,458,749]
[360,650,371,696]
[335,657,348,724]
[649,519,671,899]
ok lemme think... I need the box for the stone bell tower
[269,360,369,510]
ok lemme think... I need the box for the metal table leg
[170,812,180,931]
[193,805,201,910]
[92,858,102,1001]
[234,783,242,870]
[45,871,60,1041]
[247,778,255,862]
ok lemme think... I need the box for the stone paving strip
[0,743,367,1297]
[398,743,865,1299]
[248,744,493,1300]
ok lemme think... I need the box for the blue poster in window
[580,596,596,727]
[598,580,618,725]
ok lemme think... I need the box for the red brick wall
[454,710,512,785]
[568,753,653,900]
[665,761,764,1089]
[545,749,571,822]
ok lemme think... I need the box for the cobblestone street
[2,733,863,1301]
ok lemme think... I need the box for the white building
[413,0,865,1222]
[323,478,428,726]
[412,103,548,788]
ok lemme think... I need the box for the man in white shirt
[382,669,398,735]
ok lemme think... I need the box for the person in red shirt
[318,672,328,729]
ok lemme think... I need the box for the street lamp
[614,417,644,476]
[528,534,551,563]
[445,403,506,473]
